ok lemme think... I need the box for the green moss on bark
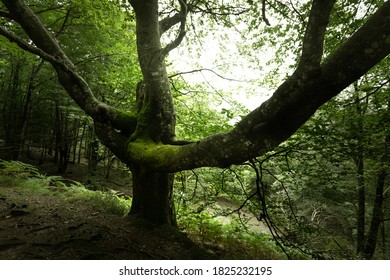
[111,108,137,136]
[127,139,181,170]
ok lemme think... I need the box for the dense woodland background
[0,0,389,259]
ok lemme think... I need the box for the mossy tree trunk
[126,0,177,225]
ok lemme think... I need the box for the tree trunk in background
[3,59,22,160]
[55,103,76,175]
[2,58,40,160]
[363,168,387,259]
[380,216,387,259]
[88,134,99,176]
[352,86,366,256]
[71,118,80,163]
[363,98,390,259]
[77,121,87,164]
[356,155,366,255]
[104,150,114,179]
[18,61,43,156]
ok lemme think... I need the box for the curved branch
[159,12,181,35]
[0,0,137,136]
[262,0,271,26]
[189,1,248,18]
[0,25,58,63]
[169,68,245,82]
[288,0,305,23]
[54,5,72,37]
[161,0,187,58]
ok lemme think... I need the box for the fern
[0,160,41,178]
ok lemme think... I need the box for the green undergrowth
[0,160,287,259]
[0,160,132,217]
[177,211,288,259]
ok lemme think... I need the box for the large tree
[0,0,389,226]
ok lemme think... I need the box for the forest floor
[0,155,284,260]
[0,158,216,260]
[0,182,213,260]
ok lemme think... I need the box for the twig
[289,0,305,23]
[262,0,271,26]
[169,68,244,82]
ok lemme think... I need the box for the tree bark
[130,0,176,143]
[123,0,177,224]
[130,164,177,226]
[363,168,387,259]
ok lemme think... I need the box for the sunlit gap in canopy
[164,5,294,118]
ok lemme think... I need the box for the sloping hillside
[0,160,285,260]
[0,161,211,259]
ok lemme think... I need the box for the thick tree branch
[2,0,389,176]
[130,0,177,143]
[159,13,181,35]
[296,0,336,73]
[0,25,58,63]
[1,0,70,63]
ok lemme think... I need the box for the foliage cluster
[0,160,132,217]
[177,210,288,260]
